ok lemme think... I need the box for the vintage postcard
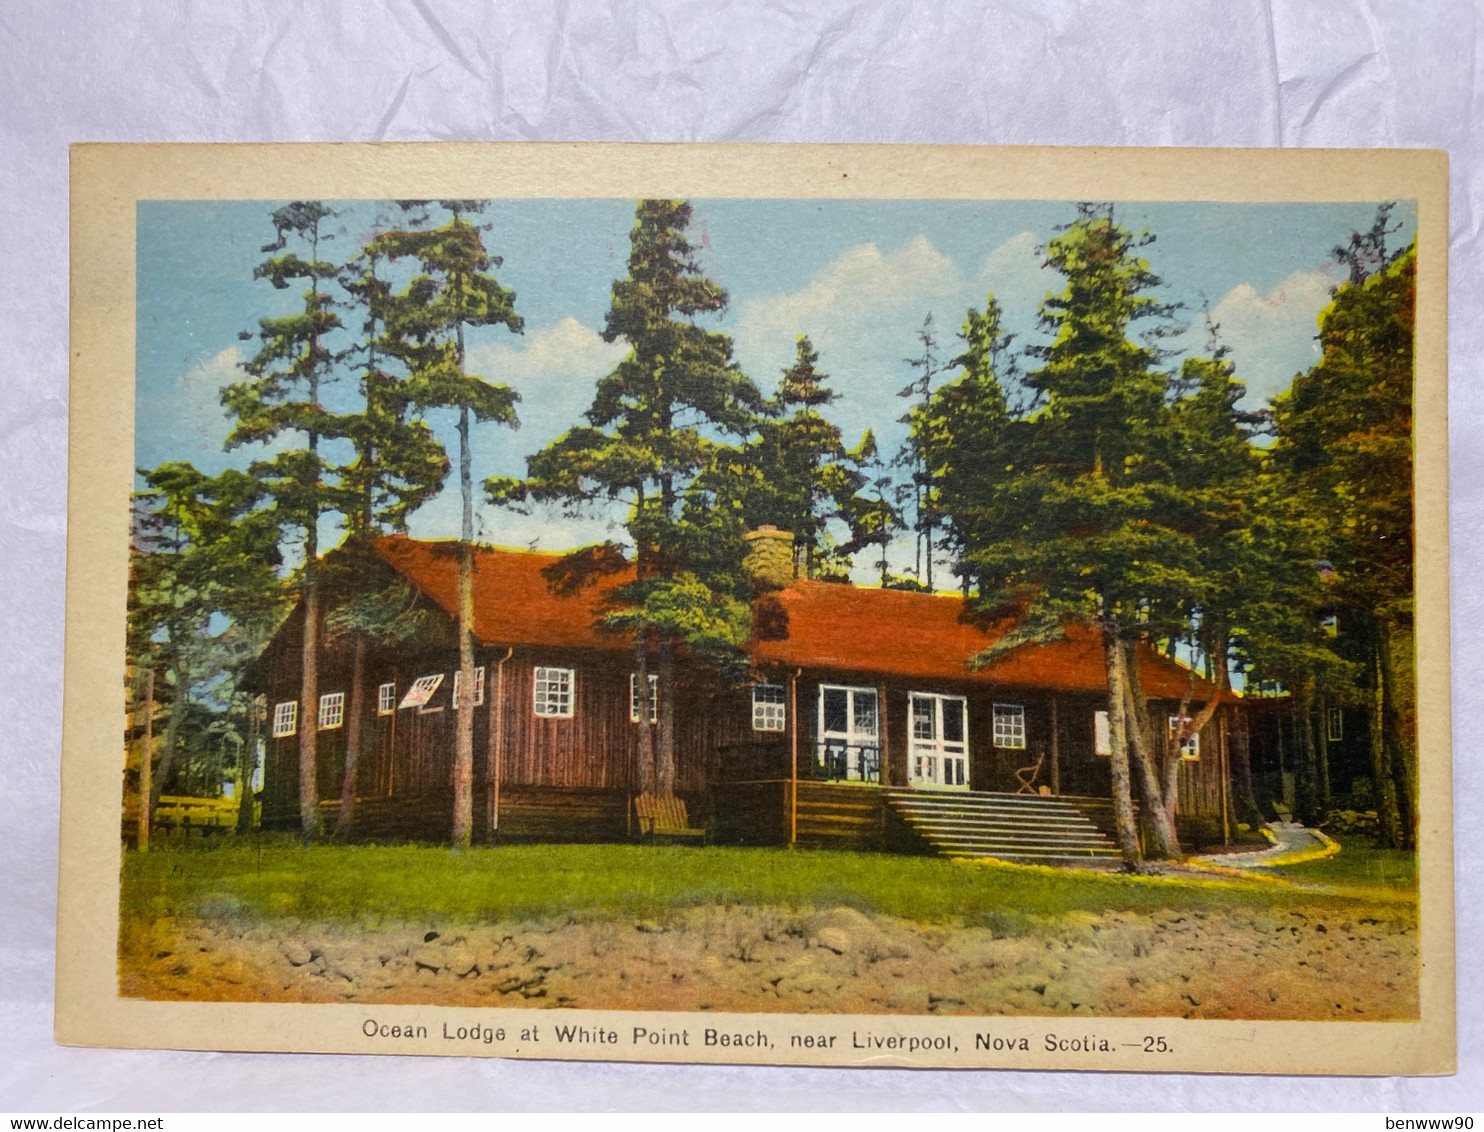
[59,143,1453,1074]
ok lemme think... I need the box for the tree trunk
[1317,694,1333,806]
[1102,630,1143,868]
[298,553,320,846]
[237,695,259,835]
[634,636,655,795]
[1165,632,1227,830]
[138,664,155,851]
[152,651,188,814]
[451,401,477,850]
[1369,636,1403,848]
[336,637,367,840]
[1293,680,1322,826]
[656,641,677,797]
[1228,706,1263,828]
[1378,617,1417,849]
[1121,640,1180,858]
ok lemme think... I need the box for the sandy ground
[119,899,1418,1020]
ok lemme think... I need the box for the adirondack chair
[1015,748,1046,794]
[632,792,707,844]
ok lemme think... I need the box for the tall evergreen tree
[328,236,451,838]
[223,200,348,845]
[492,199,762,796]
[129,463,282,828]
[704,335,875,579]
[895,315,948,589]
[371,200,523,850]
[957,205,1191,863]
[918,296,1018,596]
[1270,236,1417,846]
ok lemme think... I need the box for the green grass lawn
[1269,835,1418,892]
[121,835,1415,928]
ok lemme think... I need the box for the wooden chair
[1271,799,1294,824]
[1015,749,1046,794]
[633,792,707,844]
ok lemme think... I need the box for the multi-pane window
[752,683,786,731]
[1093,710,1112,756]
[318,692,345,730]
[377,682,396,716]
[992,702,1026,749]
[630,673,658,723]
[399,673,445,710]
[534,666,575,718]
[1327,707,1344,742]
[1169,715,1200,760]
[452,666,486,708]
[397,673,442,709]
[271,700,298,738]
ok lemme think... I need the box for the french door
[817,684,881,782]
[908,692,969,788]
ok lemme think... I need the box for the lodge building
[254,530,1242,861]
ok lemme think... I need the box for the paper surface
[4,1,1481,1112]
[57,141,1451,1081]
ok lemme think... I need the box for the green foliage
[493,200,763,664]
[338,241,450,534]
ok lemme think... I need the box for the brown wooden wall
[257,608,1240,840]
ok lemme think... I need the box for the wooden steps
[883,789,1121,863]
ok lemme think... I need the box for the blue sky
[136,197,1414,579]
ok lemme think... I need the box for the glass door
[908,693,969,788]
[817,685,880,781]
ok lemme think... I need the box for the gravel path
[120,898,1418,1021]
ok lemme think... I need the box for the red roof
[368,536,1217,699]
[748,580,1212,697]
[369,535,633,652]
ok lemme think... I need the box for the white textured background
[1,0,1479,1112]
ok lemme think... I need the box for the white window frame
[318,691,345,730]
[630,673,658,723]
[751,682,786,732]
[377,682,396,716]
[271,700,298,738]
[817,683,880,781]
[1094,709,1112,756]
[452,666,486,708]
[534,666,575,719]
[907,691,969,788]
[992,702,1027,750]
[1169,715,1200,760]
[399,673,445,710]
[1327,707,1343,743]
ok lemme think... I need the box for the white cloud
[738,236,963,348]
[171,345,244,454]
[466,316,626,446]
[1199,267,1340,404]
[976,231,1055,308]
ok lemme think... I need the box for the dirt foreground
[120,899,1418,1021]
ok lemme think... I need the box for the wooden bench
[633,792,707,844]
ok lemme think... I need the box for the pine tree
[129,463,282,831]
[919,296,1017,595]
[895,316,948,589]
[705,335,874,580]
[1270,234,1416,846]
[328,235,451,838]
[222,201,349,845]
[371,200,523,850]
[492,199,762,796]
[957,205,1191,864]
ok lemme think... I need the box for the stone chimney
[742,525,796,591]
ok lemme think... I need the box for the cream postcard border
[59,143,1454,1074]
